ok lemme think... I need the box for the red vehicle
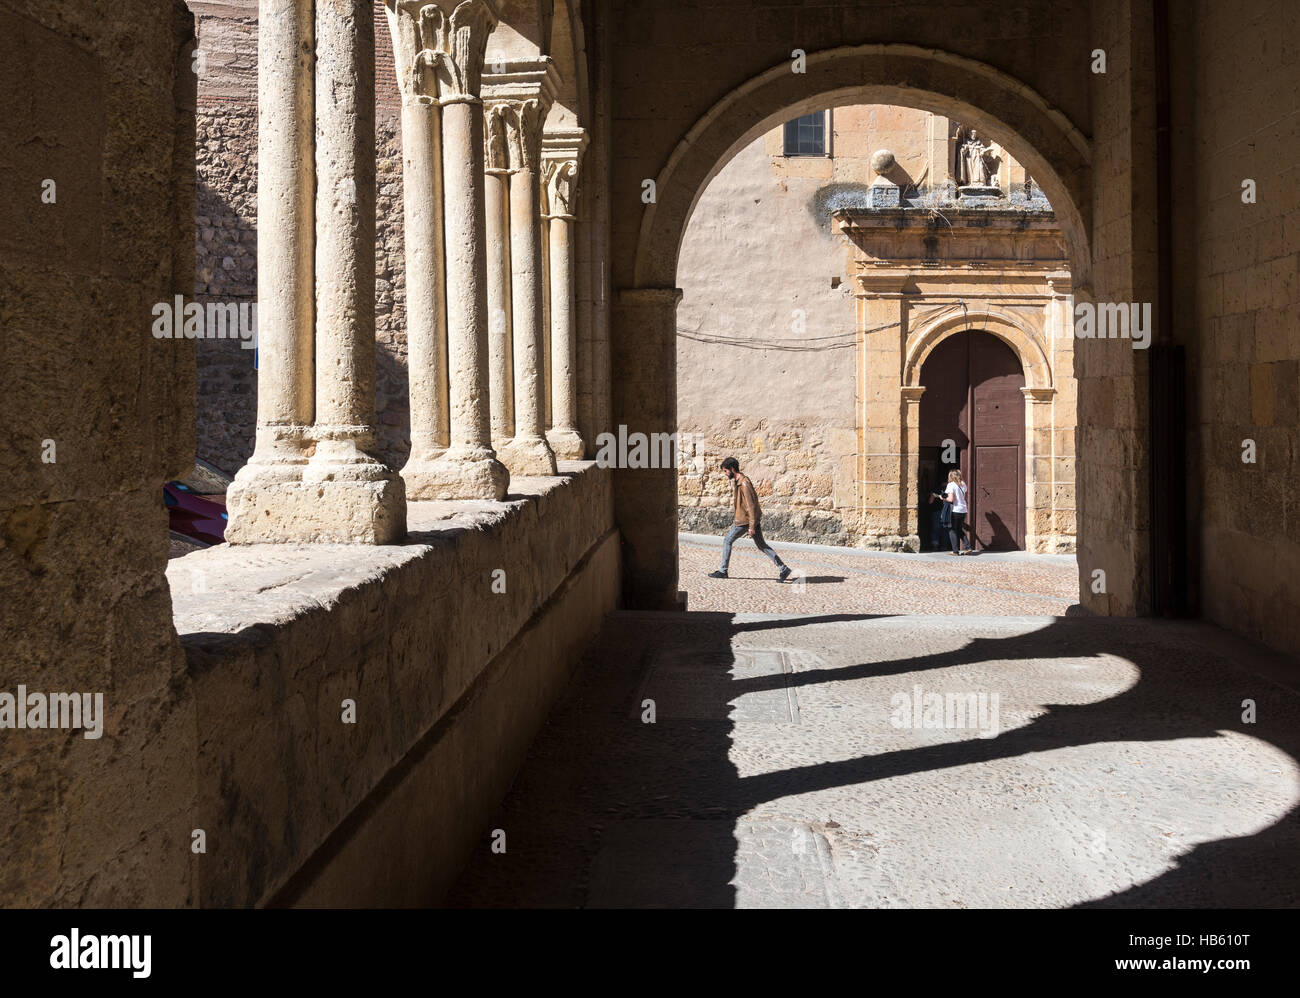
[165,459,231,549]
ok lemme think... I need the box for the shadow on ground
[444,611,1300,908]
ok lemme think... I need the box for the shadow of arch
[632,43,1092,294]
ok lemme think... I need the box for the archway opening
[671,97,1076,599]
[614,45,1101,613]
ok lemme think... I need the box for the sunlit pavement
[680,532,1079,616]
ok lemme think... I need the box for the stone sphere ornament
[871,149,896,175]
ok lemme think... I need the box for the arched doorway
[919,331,1025,551]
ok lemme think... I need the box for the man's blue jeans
[720,522,786,573]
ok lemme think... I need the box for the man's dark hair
[721,457,740,472]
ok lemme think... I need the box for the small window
[783,111,827,157]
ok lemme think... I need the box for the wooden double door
[918,330,1025,550]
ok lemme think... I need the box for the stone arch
[631,43,1092,293]
[906,309,1052,392]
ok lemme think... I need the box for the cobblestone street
[679,532,1079,616]
[447,539,1300,908]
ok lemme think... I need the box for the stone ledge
[164,461,619,906]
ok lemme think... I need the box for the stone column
[397,0,507,500]
[486,60,560,476]
[900,386,925,550]
[484,104,514,450]
[228,0,404,543]
[302,0,404,539]
[385,0,450,481]
[543,129,588,460]
[612,287,683,611]
[225,0,315,538]
[1023,386,1058,552]
[855,276,911,549]
[574,176,596,457]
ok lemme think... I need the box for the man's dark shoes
[779,565,792,582]
[708,570,727,579]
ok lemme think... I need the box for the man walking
[708,457,793,581]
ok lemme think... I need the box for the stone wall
[172,465,618,906]
[0,0,198,905]
[675,133,857,543]
[1174,0,1300,653]
[1074,0,1157,618]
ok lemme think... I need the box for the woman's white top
[945,482,968,514]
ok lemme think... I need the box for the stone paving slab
[445,608,1300,909]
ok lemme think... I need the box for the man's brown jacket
[732,473,762,526]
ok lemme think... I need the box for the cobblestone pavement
[447,607,1300,908]
[679,532,1079,616]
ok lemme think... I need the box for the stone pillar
[226,0,315,529]
[574,176,596,457]
[303,0,404,538]
[1024,386,1058,552]
[385,0,450,481]
[484,104,513,450]
[228,0,404,543]
[612,287,683,610]
[854,276,912,549]
[900,386,925,551]
[543,129,588,460]
[486,60,560,476]
[393,0,507,500]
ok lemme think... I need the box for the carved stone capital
[384,0,499,105]
[541,158,578,218]
[496,97,548,172]
[541,127,587,218]
[484,102,511,172]
[483,59,559,173]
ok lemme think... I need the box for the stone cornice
[615,287,684,309]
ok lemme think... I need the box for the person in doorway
[944,469,971,555]
[708,457,793,581]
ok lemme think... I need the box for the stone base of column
[545,426,585,461]
[227,429,406,544]
[226,476,406,544]
[498,434,558,476]
[403,446,509,500]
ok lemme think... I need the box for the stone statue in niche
[956,128,1000,188]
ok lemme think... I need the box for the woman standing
[945,470,971,555]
